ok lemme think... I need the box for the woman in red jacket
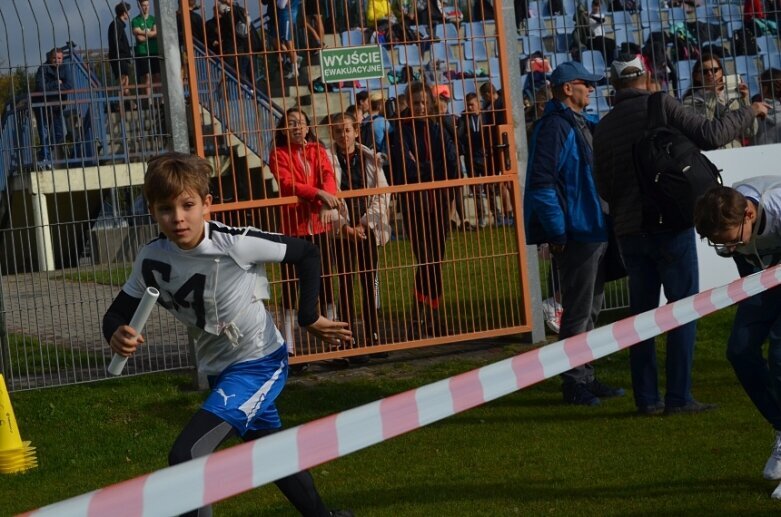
[269,108,340,354]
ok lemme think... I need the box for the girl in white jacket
[329,113,392,353]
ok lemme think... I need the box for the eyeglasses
[569,80,594,88]
[707,215,746,255]
[701,67,722,75]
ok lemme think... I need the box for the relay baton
[107,287,160,376]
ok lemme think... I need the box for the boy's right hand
[304,316,352,345]
[109,325,144,357]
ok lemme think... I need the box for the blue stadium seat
[725,20,743,39]
[397,45,426,67]
[434,23,461,44]
[638,9,662,31]
[721,4,743,23]
[668,7,687,26]
[613,27,640,48]
[341,30,364,47]
[764,53,781,71]
[549,52,572,68]
[432,42,457,63]
[410,25,429,38]
[488,57,501,77]
[757,34,780,56]
[675,59,695,99]
[694,6,720,25]
[519,35,546,55]
[639,0,661,11]
[527,15,551,37]
[450,99,466,115]
[611,11,638,33]
[451,79,479,100]
[552,14,576,34]
[553,32,573,52]
[580,50,607,76]
[463,22,488,41]
[463,39,489,60]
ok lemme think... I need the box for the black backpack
[632,92,723,233]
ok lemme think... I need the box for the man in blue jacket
[524,61,625,406]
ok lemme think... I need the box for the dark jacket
[524,99,607,245]
[457,111,488,175]
[108,17,132,60]
[389,111,459,185]
[178,9,205,45]
[592,88,756,237]
[35,62,71,104]
[208,4,249,55]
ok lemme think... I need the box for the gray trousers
[554,241,607,386]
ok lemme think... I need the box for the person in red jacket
[269,108,341,355]
[745,0,766,25]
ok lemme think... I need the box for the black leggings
[335,229,380,342]
[168,409,330,517]
[401,189,451,304]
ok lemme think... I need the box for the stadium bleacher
[515,0,781,119]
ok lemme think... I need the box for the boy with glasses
[694,177,781,499]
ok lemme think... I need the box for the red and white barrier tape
[22,265,781,517]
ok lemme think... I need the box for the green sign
[320,45,384,83]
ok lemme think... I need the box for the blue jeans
[35,106,65,162]
[727,256,781,430]
[618,229,699,408]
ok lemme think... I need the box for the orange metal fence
[180,0,533,363]
[0,0,533,390]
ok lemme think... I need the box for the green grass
[3,334,104,376]
[3,308,781,515]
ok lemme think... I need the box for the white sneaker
[764,430,781,480]
[541,298,562,334]
[772,481,781,500]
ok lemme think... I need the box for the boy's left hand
[305,316,352,345]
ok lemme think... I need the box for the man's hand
[109,325,144,357]
[549,243,566,255]
[304,316,352,345]
[751,101,771,119]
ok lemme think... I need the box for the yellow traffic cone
[0,374,37,474]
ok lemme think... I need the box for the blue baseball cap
[549,61,603,87]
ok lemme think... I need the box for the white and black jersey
[103,221,322,375]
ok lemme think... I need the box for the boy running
[103,152,353,516]
[694,176,781,500]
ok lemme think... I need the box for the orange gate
[179,0,533,364]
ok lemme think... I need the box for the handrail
[191,40,283,162]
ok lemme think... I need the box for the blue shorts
[202,345,289,436]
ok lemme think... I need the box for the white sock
[284,310,296,354]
